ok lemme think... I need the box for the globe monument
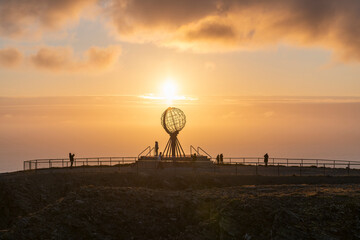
[137,106,211,163]
[161,107,186,157]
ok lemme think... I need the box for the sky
[1,0,360,172]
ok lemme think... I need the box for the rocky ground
[1,171,360,239]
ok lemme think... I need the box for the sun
[139,77,196,103]
[162,78,177,103]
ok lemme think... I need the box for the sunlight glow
[139,94,197,101]
[162,78,177,102]
[138,77,197,104]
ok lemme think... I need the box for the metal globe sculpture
[161,107,186,157]
[161,107,186,134]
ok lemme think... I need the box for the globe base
[163,131,185,158]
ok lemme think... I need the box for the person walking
[264,153,269,167]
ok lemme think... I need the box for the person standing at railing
[157,152,162,169]
[216,154,220,164]
[69,153,75,167]
[155,141,159,156]
[220,154,223,164]
[264,153,269,167]
[192,153,197,171]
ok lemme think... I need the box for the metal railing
[23,157,137,171]
[213,157,360,169]
[23,156,360,177]
[138,146,152,159]
[190,145,199,155]
[198,147,212,158]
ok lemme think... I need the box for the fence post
[49,159,51,168]
[62,159,64,168]
[323,164,326,176]
[300,163,302,176]
[23,161,25,171]
[256,163,258,175]
[287,159,289,167]
[230,158,231,164]
[236,163,237,176]
[277,163,280,176]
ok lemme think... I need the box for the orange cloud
[0,48,23,67]
[0,0,97,37]
[30,46,121,71]
[106,0,360,61]
[2,0,360,62]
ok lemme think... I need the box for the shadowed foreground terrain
[1,171,360,239]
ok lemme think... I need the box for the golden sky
[1,0,360,171]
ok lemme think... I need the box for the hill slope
[1,171,360,239]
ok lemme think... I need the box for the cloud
[106,0,360,61]
[2,0,360,62]
[0,48,23,67]
[30,45,121,71]
[0,0,97,37]
[86,46,122,69]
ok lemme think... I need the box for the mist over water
[1,96,360,172]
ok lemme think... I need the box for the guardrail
[23,156,360,175]
[216,157,360,169]
[23,157,137,171]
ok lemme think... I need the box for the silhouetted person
[192,154,197,171]
[220,154,223,164]
[69,153,75,167]
[264,153,269,167]
[157,152,163,169]
[155,141,159,156]
[216,154,220,164]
